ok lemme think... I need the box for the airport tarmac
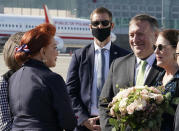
[0,53,72,80]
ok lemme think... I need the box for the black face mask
[92,27,111,42]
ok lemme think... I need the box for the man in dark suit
[66,7,129,131]
[99,14,163,130]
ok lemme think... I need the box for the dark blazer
[99,53,163,131]
[66,43,129,130]
[154,70,179,131]
[9,59,77,131]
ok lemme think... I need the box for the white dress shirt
[135,53,156,85]
[90,41,111,116]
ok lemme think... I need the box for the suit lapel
[87,44,95,83]
[128,55,136,86]
[144,59,162,86]
[109,44,120,66]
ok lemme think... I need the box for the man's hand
[82,116,101,131]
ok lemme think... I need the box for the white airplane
[0,5,116,52]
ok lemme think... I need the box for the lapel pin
[114,52,118,55]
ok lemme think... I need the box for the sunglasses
[153,44,176,51]
[91,20,111,27]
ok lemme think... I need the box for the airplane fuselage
[0,14,93,47]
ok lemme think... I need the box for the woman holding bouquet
[8,23,77,131]
[154,29,179,131]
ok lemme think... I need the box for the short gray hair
[3,32,25,70]
[129,14,159,32]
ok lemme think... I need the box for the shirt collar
[136,53,156,66]
[94,41,111,52]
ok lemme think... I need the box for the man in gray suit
[99,14,163,130]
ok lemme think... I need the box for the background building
[0,0,179,50]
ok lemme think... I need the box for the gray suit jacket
[99,53,163,131]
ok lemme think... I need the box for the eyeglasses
[153,44,176,51]
[91,20,111,27]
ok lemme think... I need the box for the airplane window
[0,24,1,27]
[71,27,73,30]
[12,24,14,27]
[68,27,70,30]
[20,25,22,28]
[16,25,18,27]
[61,27,63,29]
[5,24,8,27]
[26,25,28,28]
[79,28,81,30]
[29,25,31,28]
[2,24,4,27]
[9,24,11,27]
[74,27,76,30]
[64,27,66,30]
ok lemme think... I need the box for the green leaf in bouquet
[129,121,137,129]
[141,118,147,124]
[120,123,127,131]
[155,112,162,126]
[165,92,172,100]
[120,119,126,123]
[172,97,179,105]
[114,102,120,112]
[100,97,108,104]
[112,127,117,131]
[148,120,154,128]
[156,85,165,92]
[109,118,120,131]
[164,104,175,115]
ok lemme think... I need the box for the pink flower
[141,94,149,100]
[135,99,147,111]
[127,103,136,114]
[119,98,128,115]
[155,94,164,104]
[110,106,116,117]
[141,89,149,95]
[150,87,161,94]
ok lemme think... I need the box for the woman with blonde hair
[9,23,77,131]
[0,32,24,131]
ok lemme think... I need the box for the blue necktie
[97,48,106,106]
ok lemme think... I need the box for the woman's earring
[42,58,47,64]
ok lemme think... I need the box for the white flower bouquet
[108,85,174,131]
